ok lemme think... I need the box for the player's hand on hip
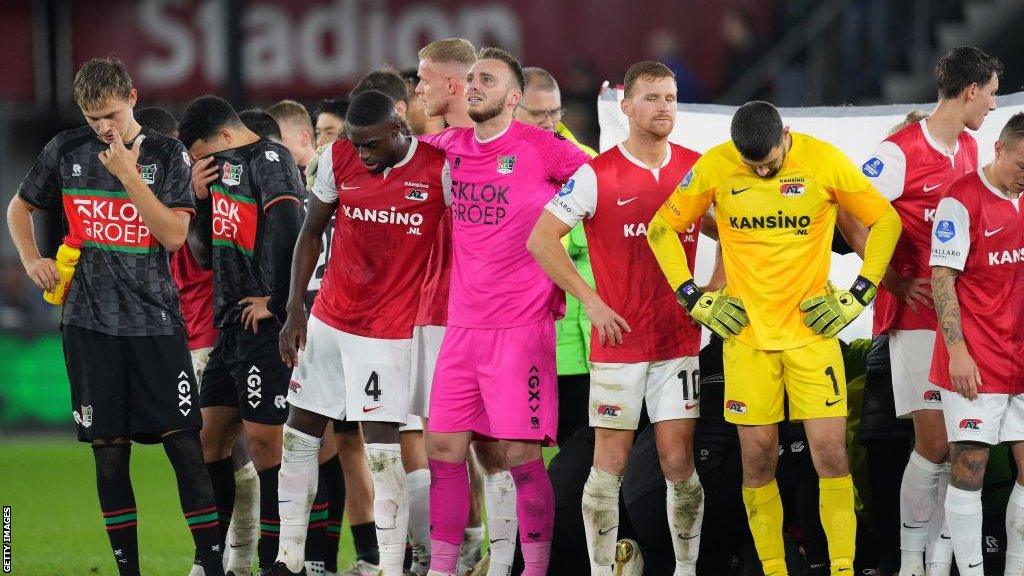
[98,130,144,183]
[191,156,219,200]
[882,270,932,315]
[800,276,877,338]
[676,281,748,340]
[583,296,630,346]
[239,296,273,333]
[24,257,59,292]
[948,345,982,400]
[279,307,308,367]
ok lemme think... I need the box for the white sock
[484,471,518,576]
[946,485,984,576]
[459,524,485,574]
[900,451,944,574]
[1005,482,1024,576]
[276,426,321,572]
[925,463,952,575]
[582,467,622,576]
[226,461,259,573]
[667,473,703,576]
[304,560,326,575]
[365,443,407,576]
[407,468,432,575]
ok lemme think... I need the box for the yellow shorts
[722,337,846,424]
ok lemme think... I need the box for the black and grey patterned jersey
[17,126,194,336]
[208,140,303,328]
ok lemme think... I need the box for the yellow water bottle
[43,235,83,305]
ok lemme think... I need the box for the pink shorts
[428,318,558,446]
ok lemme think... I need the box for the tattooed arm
[932,265,981,400]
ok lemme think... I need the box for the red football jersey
[169,242,218,350]
[547,143,701,362]
[863,120,978,333]
[928,169,1024,394]
[309,138,451,338]
[415,210,452,326]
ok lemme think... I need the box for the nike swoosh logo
[923,183,943,192]
[229,543,245,548]
[684,403,698,410]
[362,405,382,413]
[677,533,700,540]
[616,197,638,206]
[731,187,750,195]
[940,534,951,540]
[985,227,1004,237]
[340,182,360,191]
[375,525,397,531]
[902,522,925,529]
[489,538,508,544]
[598,526,618,536]
[825,398,844,407]
[969,562,983,568]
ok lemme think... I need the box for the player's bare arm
[6,196,59,291]
[99,131,190,251]
[932,265,981,400]
[837,206,931,314]
[279,194,337,366]
[527,211,630,346]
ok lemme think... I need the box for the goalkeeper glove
[799,276,877,338]
[676,280,749,340]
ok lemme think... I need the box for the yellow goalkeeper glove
[799,276,877,338]
[676,280,748,340]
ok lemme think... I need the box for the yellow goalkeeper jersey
[653,132,892,351]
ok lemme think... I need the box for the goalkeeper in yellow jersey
[647,101,901,576]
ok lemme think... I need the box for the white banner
[596,87,1024,341]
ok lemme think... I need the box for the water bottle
[43,235,83,305]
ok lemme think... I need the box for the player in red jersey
[529,61,704,576]
[270,90,451,576]
[928,112,1024,576]
[856,47,1002,576]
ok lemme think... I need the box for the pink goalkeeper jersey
[423,121,590,329]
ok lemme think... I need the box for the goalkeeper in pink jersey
[420,46,589,576]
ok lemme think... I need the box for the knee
[950,442,989,490]
[502,442,540,469]
[594,445,631,477]
[658,447,695,481]
[813,442,850,478]
[741,444,778,485]
[245,430,282,466]
[474,442,509,473]
[916,436,950,463]
[427,436,468,463]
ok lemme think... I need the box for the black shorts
[332,418,359,433]
[200,320,290,425]
[858,335,914,443]
[63,324,201,443]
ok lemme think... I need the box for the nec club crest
[136,163,157,184]
[222,162,243,186]
[497,155,516,175]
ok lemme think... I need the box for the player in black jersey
[178,95,305,575]
[7,57,224,576]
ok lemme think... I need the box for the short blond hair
[267,99,312,130]
[418,38,477,67]
[73,57,133,109]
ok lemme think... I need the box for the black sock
[320,458,345,572]
[205,455,235,548]
[164,431,225,576]
[351,521,379,565]
[93,444,140,576]
[257,464,281,569]
[305,471,329,563]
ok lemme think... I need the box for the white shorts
[191,346,214,390]
[589,356,700,430]
[942,391,1024,445]
[400,415,424,432]
[288,315,412,424]
[409,325,445,418]
[890,329,945,417]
